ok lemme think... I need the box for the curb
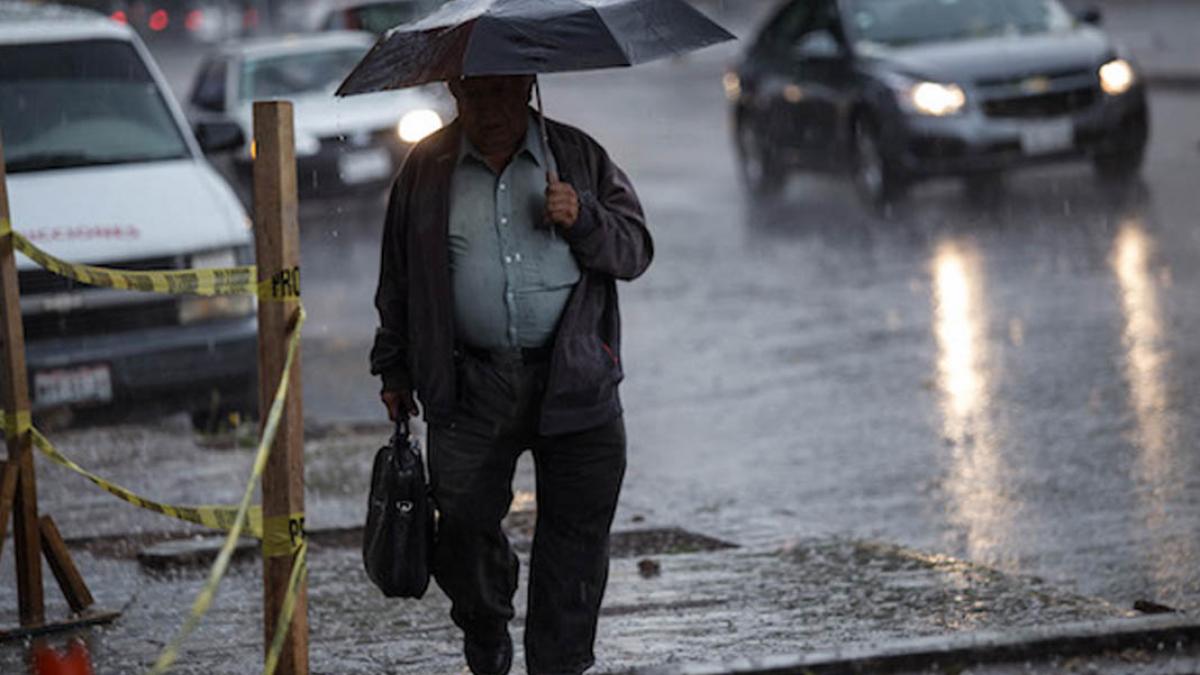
[633,614,1200,674]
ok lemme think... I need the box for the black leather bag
[362,419,434,598]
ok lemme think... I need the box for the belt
[460,344,553,365]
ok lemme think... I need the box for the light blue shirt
[448,115,581,350]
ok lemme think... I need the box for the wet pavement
[3,2,1200,672]
[296,27,1200,614]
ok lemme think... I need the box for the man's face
[449,75,535,156]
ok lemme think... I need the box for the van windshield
[845,0,1076,48]
[0,40,190,174]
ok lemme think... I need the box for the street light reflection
[932,241,1011,563]
[1112,220,1190,597]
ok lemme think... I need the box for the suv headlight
[179,249,256,324]
[883,73,967,117]
[1099,59,1135,96]
[908,82,967,116]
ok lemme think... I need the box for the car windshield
[845,0,1077,48]
[0,40,191,174]
[239,47,366,101]
[343,1,438,34]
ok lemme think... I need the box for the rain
[2,0,1200,673]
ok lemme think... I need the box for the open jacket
[370,115,653,435]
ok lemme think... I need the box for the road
[290,50,1200,622]
[141,7,1200,617]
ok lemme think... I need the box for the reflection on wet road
[932,241,1014,567]
[1112,220,1198,604]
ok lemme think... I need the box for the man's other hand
[545,180,579,229]
[381,390,419,421]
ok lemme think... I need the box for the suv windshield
[845,0,1076,48]
[0,40,190,174]
[240,47,367,101]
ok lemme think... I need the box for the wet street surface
[297,38,1200,614]
[3,5,1200,673]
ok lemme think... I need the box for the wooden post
[39,516,94,614]
[0,132,44,627]
[0,460,18,560]
[252,101,308,675]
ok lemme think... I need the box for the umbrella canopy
[335,0,735,96]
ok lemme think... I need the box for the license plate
[35,365,113,407]
[338,149,392,184]
[1020,120,1074,156]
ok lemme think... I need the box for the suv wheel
[737,116,784,197]
[853,116,908,210]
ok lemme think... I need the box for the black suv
[727,0,1149,205]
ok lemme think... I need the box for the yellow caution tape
[149,307,305,675]
[263,512,306,558]
[0,218,300,301]
[1,409,30,437]
[263,540,308,675]
[33,426,264,537]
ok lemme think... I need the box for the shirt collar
[457,112,546,169]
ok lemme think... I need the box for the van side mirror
[194,120,246,154]
[1079,6,1103,25]
[793,30,843,60]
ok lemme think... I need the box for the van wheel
[737,116,785,197]
[852,116,908,210]
[191,380,258,433]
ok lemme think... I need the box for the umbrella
[335,0,735,177]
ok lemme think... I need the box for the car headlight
[179,295,256,324]
[180,249,256,324]
[908,82,967,116]
[1099,58,1135,96]
[398,109,443,144]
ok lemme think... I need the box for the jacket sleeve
[369,177,413,393]
[560,142,653,281]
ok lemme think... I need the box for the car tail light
[148,9,169,32]
[185,9,204,32]
[110,10,127,24]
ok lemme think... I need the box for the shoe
[464,630,512,675]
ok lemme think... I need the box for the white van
[0,3,257,427]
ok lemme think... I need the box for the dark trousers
[428,351,626,675]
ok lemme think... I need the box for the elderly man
[370,75,653,675]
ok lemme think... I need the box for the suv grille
[19,255,184,341]
[982,87,1098,119]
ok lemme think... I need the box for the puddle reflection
[1112,219,1193,599]
[931,241,1013,564]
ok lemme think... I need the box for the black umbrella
[335,0,735,177]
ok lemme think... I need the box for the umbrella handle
[534,76,559,184]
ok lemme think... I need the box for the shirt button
[504,255,513,264]
[499,183,507,191]
[500,217,509,225]
[514,253,522,262]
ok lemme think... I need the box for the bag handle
[394,417,411,444]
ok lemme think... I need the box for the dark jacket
[370,115,653,435]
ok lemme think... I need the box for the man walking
[370,75,653,675]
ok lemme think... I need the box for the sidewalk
[0,423,1170,674]
[0,530,1134,674]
